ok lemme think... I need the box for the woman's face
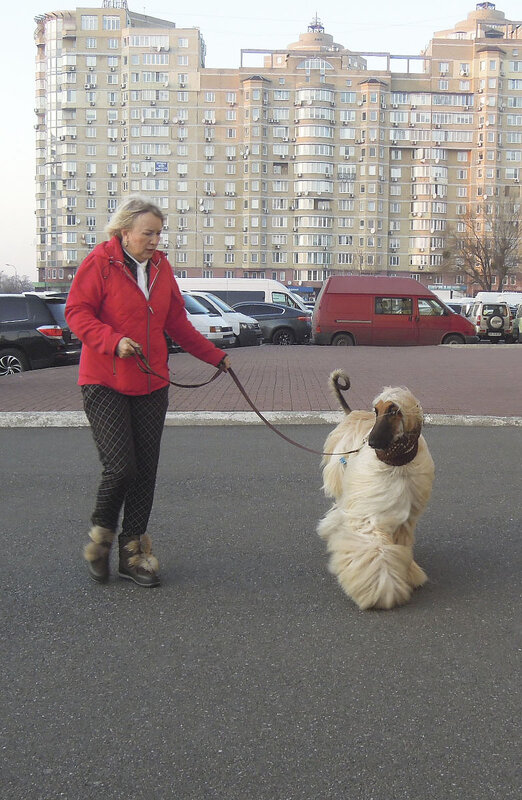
[122,212,163,262]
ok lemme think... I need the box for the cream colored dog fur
[318,371,434,610]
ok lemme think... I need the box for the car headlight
[209,326,223,333]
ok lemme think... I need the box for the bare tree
[443,201,522,292]
[0,269,34,293]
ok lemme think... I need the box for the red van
[312,276,477,346]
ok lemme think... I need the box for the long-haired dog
[317,370,434,610]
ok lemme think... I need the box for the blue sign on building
[155,161,168,172]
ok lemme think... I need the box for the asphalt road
[1,425,520,800]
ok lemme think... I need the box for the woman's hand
[219,355,231,372]
[116,337,142,358]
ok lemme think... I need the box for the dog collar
[374,436,419,467]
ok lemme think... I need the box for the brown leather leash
[133,349,364,458]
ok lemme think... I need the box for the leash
[132,349,364,458]
[134,346,223,389]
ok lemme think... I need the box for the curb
[1,411,522,428]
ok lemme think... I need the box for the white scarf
[124,248,149,299]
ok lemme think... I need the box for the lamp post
[5,263,18,278]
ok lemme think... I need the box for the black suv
[0,293,81,376]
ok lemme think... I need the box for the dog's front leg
[393,523,427,588]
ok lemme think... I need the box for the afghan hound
[317,370,434,610]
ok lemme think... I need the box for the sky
[1,0,521,280]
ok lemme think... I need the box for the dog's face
[368,400,405,450]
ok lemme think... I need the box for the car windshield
[190,295,220,316]
[182,294,211,315]
[204,294,235,313]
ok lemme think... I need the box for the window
[178,38,189,47]
[375,297,413,315]
[103,16,120,30]
[297,58,334,71]
[144,53,169,65]
[81,16,98,30]
[418,298,445,316]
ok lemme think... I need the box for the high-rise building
[34,2,522,297]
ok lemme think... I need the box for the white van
[176,278,308,311]
[184,291,263,347]
[180,292,235,349]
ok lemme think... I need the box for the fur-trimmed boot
[84,525,115,583]
[118,534,160,587]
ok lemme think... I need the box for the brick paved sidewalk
[1,343,522,417]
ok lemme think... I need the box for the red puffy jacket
[65,237,226,395]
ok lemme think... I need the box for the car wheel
[272,328,295,346]
[331,333,354,346]
[442,333,464,345]
[0,349,29,376]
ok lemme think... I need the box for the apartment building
[34,1,522,296]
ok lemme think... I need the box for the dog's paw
[408,560,428,588]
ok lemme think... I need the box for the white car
[178,292,235,349]
[184,291,263,347]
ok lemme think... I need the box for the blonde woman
[66,196,230,587]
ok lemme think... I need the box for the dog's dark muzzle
[368,415,396,450]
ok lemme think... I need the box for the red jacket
[65,237,226,395]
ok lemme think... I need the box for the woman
[66,195,230,587]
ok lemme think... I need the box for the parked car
[184,291,263,347]
[176,277,308,310]
[232,302,311,345]
[466,301,513,343]
[165,292,235,353]
[512,304,522,342]
[312,276,477,346]
[0,292,81,375]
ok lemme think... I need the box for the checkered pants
[82,385,169,537]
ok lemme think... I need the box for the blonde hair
[105,195,164,239]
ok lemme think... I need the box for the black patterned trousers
[82,384,169,537]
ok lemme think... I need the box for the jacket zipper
[110,254,163,388]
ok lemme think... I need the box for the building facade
[35,1,522,296]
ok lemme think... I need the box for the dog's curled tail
[330,369,352,414]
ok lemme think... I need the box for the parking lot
[1,343,522,421]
